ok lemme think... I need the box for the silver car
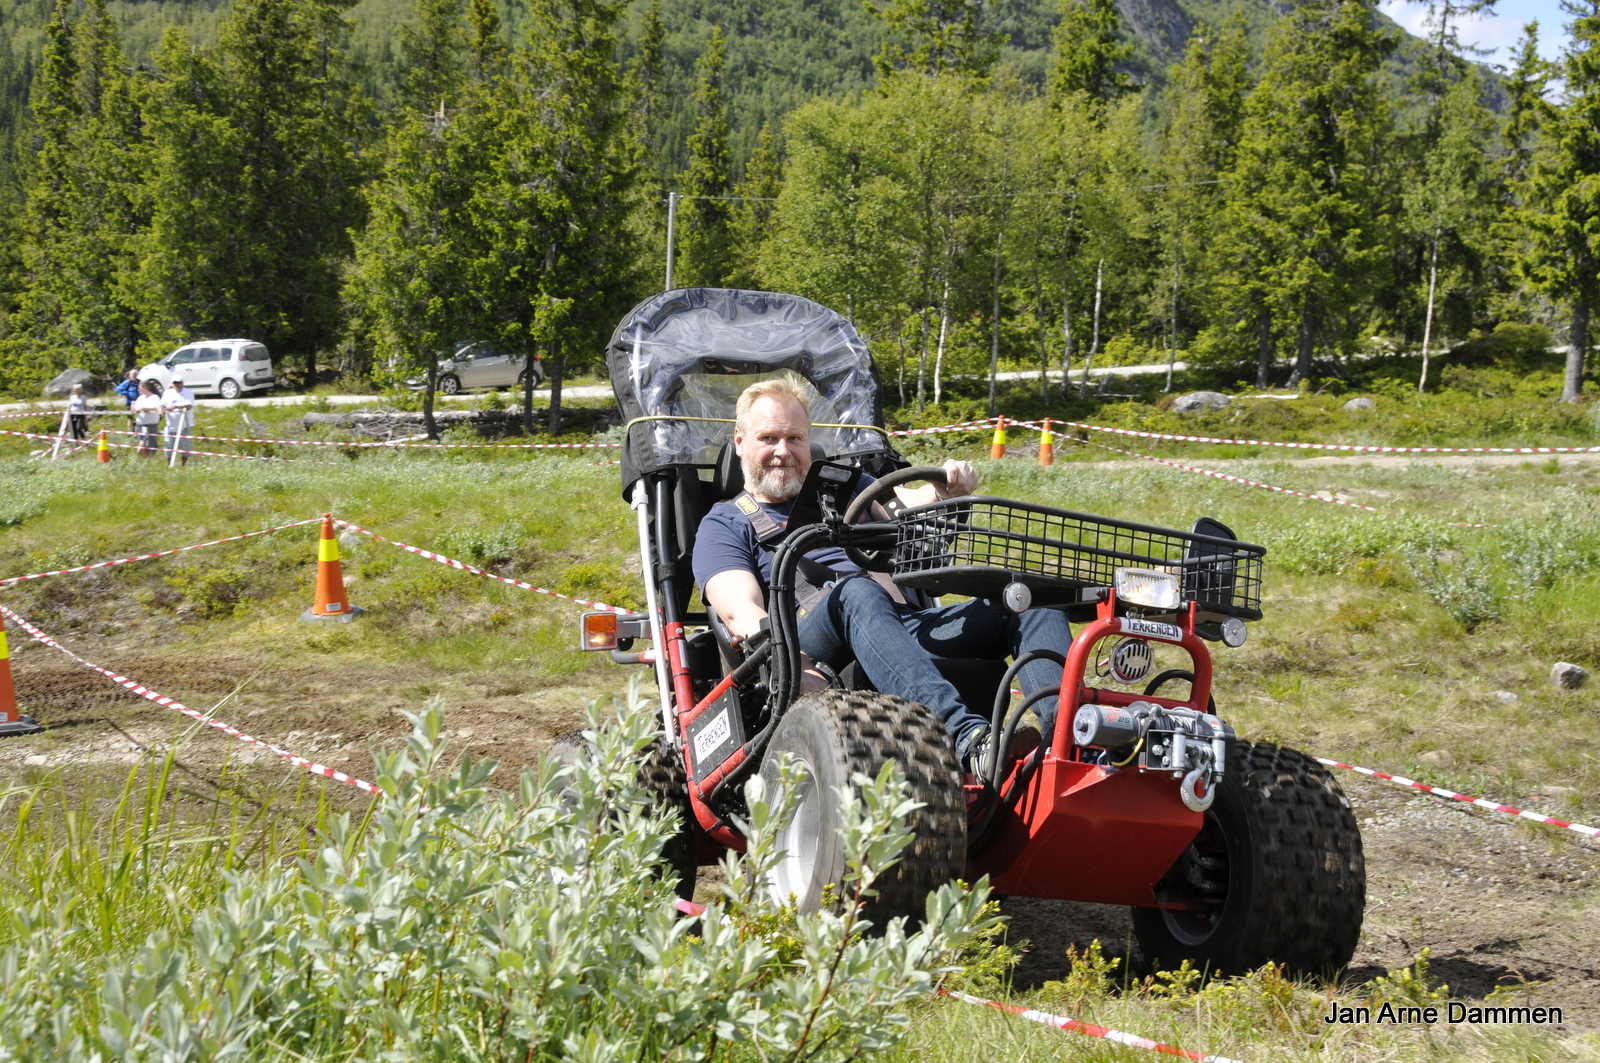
[409,342,545,395]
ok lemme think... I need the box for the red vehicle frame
[651,585,1219,906]
[583,287,1364,975]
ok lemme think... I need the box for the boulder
[1551,662,1590,690]
[1344,396,1376,411]
[1172,390,1230,413]
[1488,690,1519,705]
[44,368,103,398]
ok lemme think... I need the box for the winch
[1072,701,1235,812]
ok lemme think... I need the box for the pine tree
[466,0,506,85]
[1214,0,1394,386]
[1405,68,1495,391]
[677,26,733,287]
[139,0,366,377]
[3,0,149,390]
[632,0,665,168]
[1154,17,1249,390]
[1049,0,1135,111]
[1518,0,1600,402]
[1500,23,1551,191]
[727,121,781,289]
[402,0,465,111]
[515,0,640,433]
[864,0,1004,82]
[347,0,469,438]
[1489,23,1550,319]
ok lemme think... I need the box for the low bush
[1406,549,1502,631]
[1265,515,1449,576]
[434,518,535,567]
[0,683,994,1061]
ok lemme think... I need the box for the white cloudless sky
[1378,0,1574,67]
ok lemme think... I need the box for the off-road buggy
[565,288,1365,975]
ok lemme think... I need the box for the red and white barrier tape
[0,605,381,796]
[1317,758,1599,839]
[0,517,323,587]
[940,990,1242,1063]
[1037,428,1494,528]
[95,427,623,450]
[0,410,95,421]
[332,519,630,614]
[1054,429,1387,514]
[1036,418,1600,456]
[0,428,346,466]
[889,418,999,437]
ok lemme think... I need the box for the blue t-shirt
[692,476,875,592]
[115,378,141,407]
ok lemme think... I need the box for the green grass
[1,432,1597,816]
[2,408,1599,1059]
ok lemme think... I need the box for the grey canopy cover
[606,288,892,497]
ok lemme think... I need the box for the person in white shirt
[131,381,163,456]
[67,384,89,441]
[160,377,196,465]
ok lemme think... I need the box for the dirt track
[4,648,1597,1028]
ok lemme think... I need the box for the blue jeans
[797,576,1071,757]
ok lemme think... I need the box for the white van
[140,340,275,399]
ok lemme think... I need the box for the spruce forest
[1,0,1596,407]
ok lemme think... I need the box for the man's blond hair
[735,375,812,432]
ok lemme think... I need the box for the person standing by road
[131,381,162,456]
[115,369,141,434]
[160,375,196,466]
[66,384,89,442]
[114,369,140,408]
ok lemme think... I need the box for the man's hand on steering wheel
[841,460,978,571]
[932,459,977,500]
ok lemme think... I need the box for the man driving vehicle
[692,377,1070,774]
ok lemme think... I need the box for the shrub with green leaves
[1266,515,1449,576]
[1499,491,1600,593]
[1406,549,1502,630]
[0,683,993,1061]
[433,519,534,567]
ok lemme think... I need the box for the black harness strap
[731,491,901,615]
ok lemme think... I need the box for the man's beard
[744,454,805,501]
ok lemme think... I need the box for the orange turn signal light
[580,612,618,651]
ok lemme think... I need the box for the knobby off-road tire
[759,690,965,929]
[549,729,697,901]
[1132,740,1365,978]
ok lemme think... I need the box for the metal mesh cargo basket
[891,497,1265,619]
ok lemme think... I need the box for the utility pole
[664,192,680,291]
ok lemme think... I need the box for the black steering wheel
[842,465,948,571]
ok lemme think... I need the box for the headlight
[1114,567,1181,610]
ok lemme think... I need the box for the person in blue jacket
[114,370,141,408]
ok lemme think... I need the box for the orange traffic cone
[0,622,43,737]
[96,429,111,463]
[1038,418,1055,467]
[301,514,363,623]
[989,415,1008,460]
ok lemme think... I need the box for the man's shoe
[962,726,991,776]
[966,725,1043,779]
